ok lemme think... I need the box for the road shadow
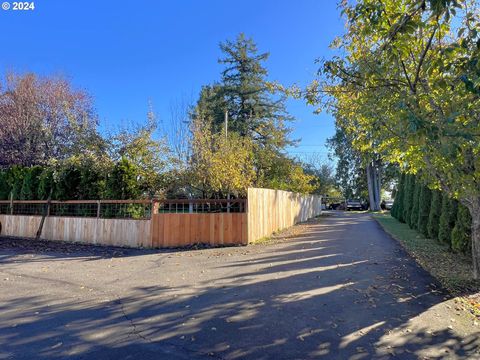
[1,212,479,359]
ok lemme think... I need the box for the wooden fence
[0,214,151,247]
[150,213,248,247]
[0,189,320,248]
[247,188,323,242]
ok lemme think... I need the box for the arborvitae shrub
[438,196,458,246]
[392,173,405,220]
[20,166,43,200]
[7,166,25,200]
[417,185,432,236]
[409,179,421,229]
[402,174,415,223]
[451,204,472,254]
[427,190,442,240]
[55,165,82,200]
[79,164,106,200]
[105,157,141,200]
[37,168,55,200]
[0,171,11,200]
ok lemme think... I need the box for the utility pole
[225,109,230,212]
[224,110,228,140]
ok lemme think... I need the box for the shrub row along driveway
[0,212,479,359]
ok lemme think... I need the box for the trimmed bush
[55,165,82,200]
[392,173,405,220]
[0,170,11,200]
[402,174,415,223]
[37,168,55,200]
[105,157,141,200]
[417,185,432,236]
[7,166,26,200]
[409,179,421,229]
[438,196,458,246]
[20,166,43,200]
[451,204,472,254]
[427,190,442,240]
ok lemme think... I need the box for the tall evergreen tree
[403,174,415,224]
[192,33,312,193]
[438,196,458,246]
[105,157,141,200]
[0,170,10,200]
[392,173,405,221]
[20,166,43,200]
[451,204,472,254]
[427,191,442,240]
[417,185,432,236]
[218,33,293,148]
[409,179,421,229]
[37,168,55,200]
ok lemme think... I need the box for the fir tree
[193,34,299,192]
[218,33,293,148]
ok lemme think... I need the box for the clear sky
[0,0,344,163]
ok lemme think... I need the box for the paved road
[0,212,479,359]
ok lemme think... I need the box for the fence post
[97,200,101,218]
[9,192,13,215]
[152,200,159,216]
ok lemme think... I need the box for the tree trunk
[374,160,382,208]
[367,161,381,211]
[468,197,480,280]
[366,163,376,211]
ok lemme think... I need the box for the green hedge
[392,173,471,255]
[409,180,421,229]
[0,157,145,201]
[438,196,458,246]
[417,185,432,236]
[427,190,442,240]
[451,205,472,253]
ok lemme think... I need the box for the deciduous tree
[310,0,480,277]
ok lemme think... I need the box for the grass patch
[373,213,480,296]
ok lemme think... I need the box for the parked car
[346,199,363,211]
[382,199,394,210]
[328,202,346,210]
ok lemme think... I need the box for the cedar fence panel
[150,213,248,247]
[0,214,150,248]
[0,190,320,248]
[247,188,322,243]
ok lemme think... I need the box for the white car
[346,199,363,211]
[383,200,394,210]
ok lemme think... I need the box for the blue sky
[0,0,343,162]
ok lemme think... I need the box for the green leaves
[313,0,480,204]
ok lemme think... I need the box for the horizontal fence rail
[0,198,247,219]
[0,200,153,219]
[0,189,319,248]
[157,199,246,214]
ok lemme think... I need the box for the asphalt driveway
[0,212,479,359]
